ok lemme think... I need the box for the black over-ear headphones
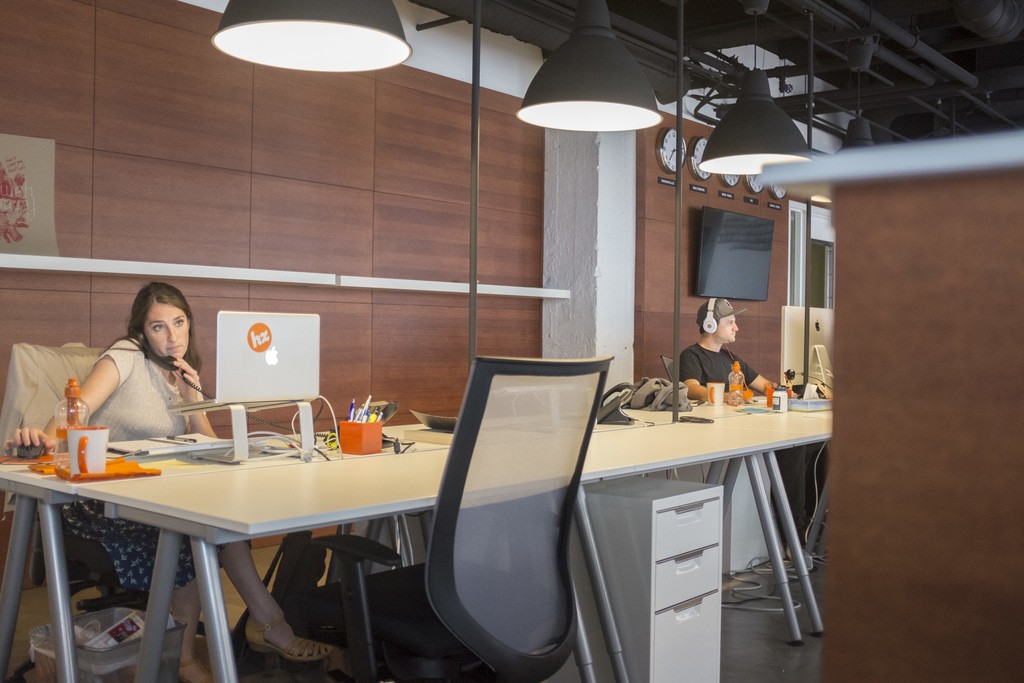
[702,297,718,334]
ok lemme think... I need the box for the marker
[347,398,356,422]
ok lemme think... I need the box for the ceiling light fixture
[842,39,875,148]
[700,2,809,174]
[516,0,661,131]
[212,0,412,73]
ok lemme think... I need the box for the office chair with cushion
[285,356,610,682]
[0,343,146,604]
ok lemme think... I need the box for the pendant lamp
[699,69,810,174]
[212,0,411,73]
[516,0,661,131]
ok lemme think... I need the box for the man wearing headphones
[678,298,774,405]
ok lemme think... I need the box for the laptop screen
[214,311,320,403]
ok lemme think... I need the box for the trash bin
[29,607,184,683]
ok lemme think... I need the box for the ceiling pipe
[826,0,980,88]
[955,0,1024,43]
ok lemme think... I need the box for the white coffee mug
[68,426,109,475]
[706,382,725,406]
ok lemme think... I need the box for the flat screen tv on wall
[695,207,774,301]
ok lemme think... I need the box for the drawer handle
[674,605,702,623]
[675,556,702,574]
[674,509,704,526]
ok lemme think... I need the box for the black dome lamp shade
[212,0,412,73]
[699,69,810,175]
[516,0,661,131]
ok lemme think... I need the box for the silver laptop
[174,311,320,411]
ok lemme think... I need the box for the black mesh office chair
[285,356,609,682]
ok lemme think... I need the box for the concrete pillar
[542,130,636,386]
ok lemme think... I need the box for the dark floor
[720,560,825,682]
[4,549,825,682]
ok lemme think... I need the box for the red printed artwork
[1,156,31,244]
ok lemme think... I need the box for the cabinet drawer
[653,591,721,682]
[655,497,721,560]
[654,545,721,612]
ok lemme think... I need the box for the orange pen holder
[337,421,383,455]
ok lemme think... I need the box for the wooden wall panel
[374,83,471,205]
[250,175,373,277]
[92,152,252,266]
[373,194,470,280]
[479,107,545,216]
[371,302,471,420]
[252,69,376,189]
[0,0,95,147]
[94,9,253,170]
[95,0,220,34]
[824,169,1024,680]
[54,145,94,259]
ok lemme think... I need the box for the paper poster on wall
[0,132,58,256]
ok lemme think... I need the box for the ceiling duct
[955,0,1024,43]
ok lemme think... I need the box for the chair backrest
[0,343,102,443]
[661,354,676,380]
[424,356,609,681]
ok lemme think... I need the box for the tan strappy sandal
[244,617,331,663]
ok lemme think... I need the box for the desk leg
[571,581,597,683]
[743,454,803,645]
[37,501,78,682]
[574,489,630,683]
[0,495,36,675]
[192,538,237,683]
[764,451,824,636]
[134,530,180,683]
[720,457,742,515]
[804,476,828,557]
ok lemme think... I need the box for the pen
[357,394,372,422]
[347,398,355,421]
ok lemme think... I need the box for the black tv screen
[695,207,774,301]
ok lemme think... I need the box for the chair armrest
[311,534,402,567]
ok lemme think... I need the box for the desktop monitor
[780,305,834,388]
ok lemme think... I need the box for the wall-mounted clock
[655,127,685,174]
[688,136,712,181]
[745,174,765,194]
[769,183,787,199]
[720,173,740,187]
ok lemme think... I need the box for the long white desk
[0,412,830,682]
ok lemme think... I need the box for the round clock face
[745,174,765,194]
[720,173,740,187]
[688,136,712,181]
[769,183,788,199]
[655,127,684,174]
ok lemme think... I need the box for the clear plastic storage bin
[29,607,183,683]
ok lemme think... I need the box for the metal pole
[469,0,481,368]
[671,0,685,422]
[802,11,815,386]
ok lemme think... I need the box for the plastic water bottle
[54,378,89,456]
[728,361,745,404]
[728,361,744,394]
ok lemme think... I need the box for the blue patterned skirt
[61,500,196,591]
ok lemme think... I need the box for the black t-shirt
[678,344,759,387]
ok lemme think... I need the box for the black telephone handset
[596,382,635,425]
[130,335,183,376]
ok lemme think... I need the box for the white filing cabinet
[586,477,722,682]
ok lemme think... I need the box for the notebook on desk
[172,311,321,412]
